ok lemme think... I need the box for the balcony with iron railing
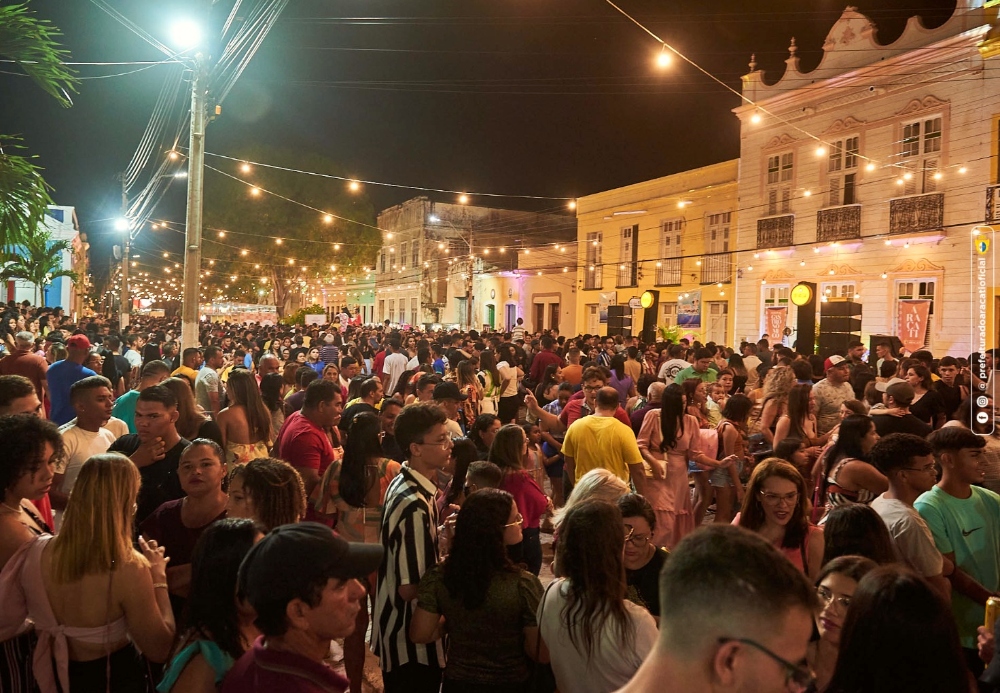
[699,253,733,284]
[655,258,682,286]
[756,214,794,249]
[616,262,638,288]
[816,204,861,242]
[584,264,603,290]
[889,193,944,235]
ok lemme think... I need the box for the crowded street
[2,1,1000,692]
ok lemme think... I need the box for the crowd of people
[0,298,999,693]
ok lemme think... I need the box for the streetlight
[169,19,202,51]
[114,217,131,330]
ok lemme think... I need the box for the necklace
[0,500,23,515]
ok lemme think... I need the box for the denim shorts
[710,459,743,487]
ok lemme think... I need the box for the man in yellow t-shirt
[561,386,645,487]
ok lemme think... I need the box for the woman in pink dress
[637,383,737,549]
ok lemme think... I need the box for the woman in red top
[489,424,550,576]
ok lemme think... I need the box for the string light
[240,162,251,173]
[655,44,672,68]
[323,214,333,224]
[348,180,360,192]
[250,186,261,196]
[458,194,469,204]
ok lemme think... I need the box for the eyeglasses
[759,490,799,506]
[417,435,453,450]
[624,525,651,547]
[816,585,852,611]
[582,385,602,393]
[717,638,815,693]
[504,513,523,528]
[901,464,938,475]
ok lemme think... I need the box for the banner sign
[897,299,931,353]
[677,290,702,329]
[599,292,617,324]
[765,306,788,342]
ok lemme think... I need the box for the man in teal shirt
[916,426,1000,674]
[673,348,717,386]
[111,359,171,432]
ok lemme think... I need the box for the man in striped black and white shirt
[372,402,451,692]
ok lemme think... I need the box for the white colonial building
[374,197,577,332]
[732,2,999,356]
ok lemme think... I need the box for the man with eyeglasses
[618,524,818,693]
[869,433,952,600]
[373,402,450,693]
[916,426,1000,676]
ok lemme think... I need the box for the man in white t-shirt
[54,375,118,528]
[656,344,690,383]
[869,433,951,600]
[382,337,409,395]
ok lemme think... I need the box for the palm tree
[0,2,77,249]
[0,228,78,305]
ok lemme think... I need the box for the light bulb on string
[655,44,672,68]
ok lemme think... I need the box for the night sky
[0,0,958,283]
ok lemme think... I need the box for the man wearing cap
[812,355,856,437]
[46,334,97,425]
[433,381,468,438]
[873,378,933,437]
[224,522,383,693]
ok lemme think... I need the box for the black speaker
[818,333,854,356]
[818,300,862,358]
[607,305,632,337]
[821,316,862,333]
[821,301,863,317]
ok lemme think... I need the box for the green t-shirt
[417,565,542,684]
[673,365,717,386]
[111,389,140,434]
[915,484,1000,648]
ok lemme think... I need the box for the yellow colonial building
[574,160,739,344]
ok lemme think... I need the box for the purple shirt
[222,636,349,693]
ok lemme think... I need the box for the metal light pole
[181,53,207,352]
[466,229,474,331]
[118,174,130,332]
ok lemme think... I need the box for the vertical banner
[765,306,788,341]
[677,290,702,329]
[897,299,931,353]
[598,291,617,324]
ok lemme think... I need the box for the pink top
[500,470,548,529]
[0,535,129,693]
[637,412,704,464]
[730,513,824,575]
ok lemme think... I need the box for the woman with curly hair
[754,365,796,445]
[226,457,306,532]
[539,500,657,693]
[0,415,63,693]
[410,489,544,693]
[456,360,482,432]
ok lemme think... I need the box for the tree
[0,2,78,249]
[203,146,380,317]
[0,228,78,305]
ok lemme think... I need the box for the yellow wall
[575,161,739,343]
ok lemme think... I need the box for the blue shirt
[46,360,97,425]
[111,389,140,433]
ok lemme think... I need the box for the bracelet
[152,582,168,590]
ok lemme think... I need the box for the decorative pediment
[821,7,877,52]
[762,269,795,282]
[764,133,797,149]
[823,263,862,276]
[888,258,945,274]
[823,116,865,135]
[895,96,948,117]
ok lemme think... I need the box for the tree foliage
[203,146,379,316]
[0,227,78,305]
[0,2,78,249]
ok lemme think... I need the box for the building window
[379,299,385,322]
[534,303,545,331]
[410,298,418,326]
[400,242,407,270]
[380,251,386,273]
[657,220,683,286]
[706,212,731,253]
[900,116,943,196]
[412,241,420,267]
[388,299,395,324]
[618,224,638,287]
[766,152,794,216]
[584,231,603,290]
[661,303,677,327]
[549,303,560,333]
[896,279,935,348]
[828,137,859,207]
[820,282,856,299]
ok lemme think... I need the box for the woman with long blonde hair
[753,366,796,445]
[0,453,175,692]
[217,369,273,472]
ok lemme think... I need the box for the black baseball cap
[433,381,468,401]
[238,522,383,608]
